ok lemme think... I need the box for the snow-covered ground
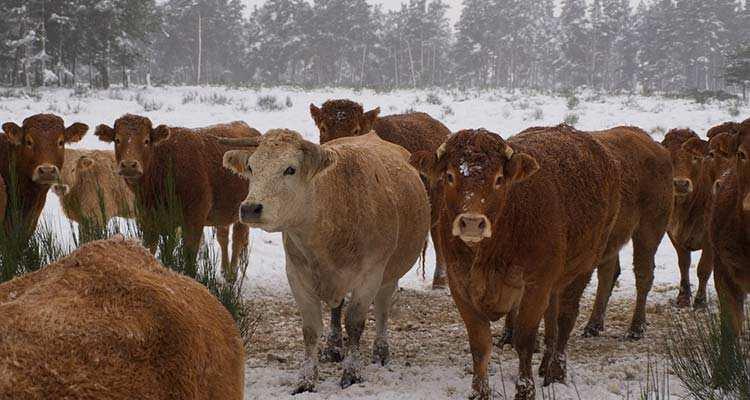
[1,86,746,399]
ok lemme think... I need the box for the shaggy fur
[0,237,244,400]
[52,149,135,225]
[311,99,451,288]
[95,115,259,280]
[711,124,750,335]
[581,127,673,338]
[224,130,430,393]
[662,126,739,308]
[0,114,87,236]
[411,126,622,400]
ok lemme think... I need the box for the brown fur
[53,149,135,225]
[711,124,750,335]
[0,237,244,399]
[224,130,431,392]
[662,126,740,308]
[411,126,622,399]
[0,114,87,236]
[311,99,451,287]
[580,127,673,338]
[95,114,259,280]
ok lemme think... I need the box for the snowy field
[1,86,747,399]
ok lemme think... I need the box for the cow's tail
[420,238,428,281]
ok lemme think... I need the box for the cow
[95,115,259,281]
[662,125,741,308]
[0,236,244,399]
[710,123,750,336]
[222,129,431,393]
[0,114,87,238]
[581,127,673,339]
[411,126,622,400]
[310,99,451,289]
[51,149,135,227]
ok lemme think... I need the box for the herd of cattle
[0,101,748,399]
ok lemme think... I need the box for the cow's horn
[436,142,447,159]
[504,145,514,159]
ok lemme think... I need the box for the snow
[0,85,746,400]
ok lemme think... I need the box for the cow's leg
[714,264,746,337]
[372,281,398,366]
[452,292,492,400]
[498,305,517,347]
[544,272,590,386]
[288,272,323,394]
[216,225,231,278]
[431,226,447,289]
[627,226,660,340]
[320,299,345,363]
[539,291,559,378]
[694,245,713,309]
[583,254,620,337]
[513,287,551,400]
[340,276,381,388]
[182,223,203,278]
[674,241,693,308]
[229,222,250,282]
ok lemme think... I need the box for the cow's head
[95,114,170,181]
[662,128,708,198]
[705,132,738,186]
[410,129,539,245]
[310,99,380,144]
[2,114,87,185]
[222,129,332,232]
[736,125,750,212]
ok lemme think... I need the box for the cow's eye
[144,138,150,145]
[739,152,748,161]
[495,174,504,188]
[25,138,33,147]
[445,171,455,185]
[114,138,121,145]
[57,139,64,147]
[284,166,296,176]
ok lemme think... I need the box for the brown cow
[223,130,430,393]
[662,125,741,308]
[310,99,451,289]
[711,124,750,336]
[411,126,621,400]
[0,237,244,399]
[51,149,135,226]
[95,115,259,281]
[582,127,673,339]
[1,114,87,237]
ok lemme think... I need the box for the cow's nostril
[252,204,263,215]
[460,219,467,229]
[478,220,486,230]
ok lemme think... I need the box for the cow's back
[0,238,244,399]
[374,112,450,154]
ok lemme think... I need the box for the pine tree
[557,0,591,88]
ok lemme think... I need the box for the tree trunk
[197,13,202,85]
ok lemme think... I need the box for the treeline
[0,0,749,94]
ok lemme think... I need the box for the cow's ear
[506,152,539,183]
[95,124,115,143]
[362,107,380,132]
[2,122,23,145]
[64,122,88,143]
[78,156,94,170]
[151,124,171,144]
[410,150,438,182]
[301,140,333,177]
[223,150,253,176]
[310,104,323,124]
[710,132,738,156]
[682,137,709,157]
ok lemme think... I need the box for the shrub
[564,113,579,126]
[256,94,284,111]
[564,90,580,110]
[727,100,741,117]
[425,92,443,105]
[135,92,163,112]
[285,95,293,108]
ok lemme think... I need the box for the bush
[564,113,579,126]
[425,92,443,105]
[135,92,163,112]
[256,94,284,111]
[564,90,580,110]
[666,307,750,400]
[728,100,741,117]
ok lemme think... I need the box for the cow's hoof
[693,295,708,310]
[320,344,344,363]
[340,369,363,389]
[626,325,645,341]
[538,352,551,377]
[469,376,490,400]
[372,338,390,366]
[582,322,603,337]
[673,291,691,308]
[514,378,535,400]
[543,357,566,386]
[291,382,316,395]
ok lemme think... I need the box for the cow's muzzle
[240,202,264,224]
[452,213,492,243]
[673,178,693,196]
[52,183,70,196]
[33,164,60,184]
[118,160,143,179]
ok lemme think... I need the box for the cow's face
[310,100,379,144]
[737,128,750,212]
[662,129,707,198]
[223,129,332,232]
[706,132,737,185]
[95,114,170,181]
[411,129,539,245]
[2,114,87,185]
